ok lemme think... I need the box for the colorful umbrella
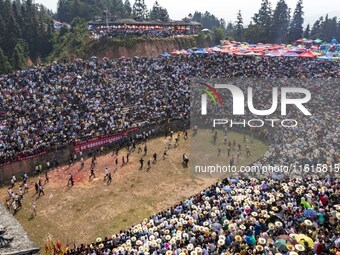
[294,234,314,248]
[276,235,297,245]
[274,239,288,252]
[303,209,317,218]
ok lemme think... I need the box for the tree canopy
[0,0,54,74]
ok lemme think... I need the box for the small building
[88,18,202,34]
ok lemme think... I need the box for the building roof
[0,204,40,255]
[88,18,201,27]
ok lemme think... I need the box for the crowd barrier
[0,119,190,185]
[0,117,273,185]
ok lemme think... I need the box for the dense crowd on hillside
[0,51,339,255]
[90,28,196,39]
[65,177,339,255]
[0,55,339,166]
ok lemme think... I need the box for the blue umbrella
[211,223,222,231]
[303,209,317,219]
[223,186,231,192]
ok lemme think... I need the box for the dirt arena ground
[0,130,267,248]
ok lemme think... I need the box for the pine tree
[288,0,304,42]
[123,0,132,18]
[133,0,148,21]
[303,24,310,38]
[110,0,124,18]
[253,0,272,27]
[57,0,70,22]
[310,17,323,39]
[270,0,290,43]
[322,16,338,42]
[234,10,244,41]
[0,15,4,48]
[251,0,272,43]
[150,1,169,21]
[11,41,26,70]
[225,21,234,39]
[0,47,12,74]
[192,11,225,30]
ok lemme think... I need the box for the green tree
[288,0,304,42]
[234,10,244,41]
[110,0,124,18]
[0,47,12,74]
[0,15,4,48]
[321,16,338,42]
[225,21,234,39]
[123,0,132,18]
[310,17,323,39]
[270,0,290,43]
[251,0,272,42]
[303,24,310,38]
[149,1,169,22]
[192,11,225,30]
[244,21,265,43]
[57,0,69,22]
[11,41,26,70]
[213,27,225,44]
[133,0,148,20]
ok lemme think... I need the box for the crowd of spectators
[0,54,339,166]
[90,28,196,40]
[0,50,339,255]
[66,177,339,255]
[0,54,339,163]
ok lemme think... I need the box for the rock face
[87,36,212,59]
[0,204,40,255]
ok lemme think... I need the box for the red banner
[73,128,138,153]
[0,150,48,167]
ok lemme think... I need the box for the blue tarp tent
[160,52,171,57]
[283,51,300,57]
[194,48,207,54]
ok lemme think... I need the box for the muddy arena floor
[0,131,267,248]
